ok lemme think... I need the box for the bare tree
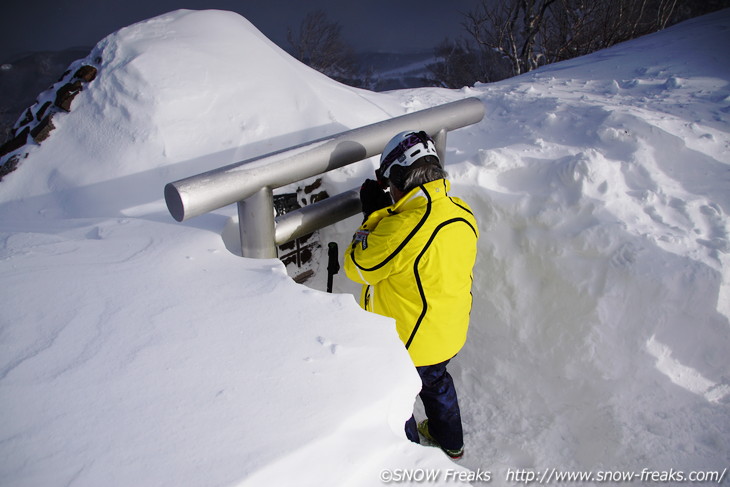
[426,38,510,88]
[456,0,693,82]
[287,10,359,85]
[540,0,683,63]
[463,0,556,77]
[539,0,603,62]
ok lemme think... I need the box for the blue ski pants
[404,358,464,451]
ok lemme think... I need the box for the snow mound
[1,7,730,487]
[0,9,400,219]
[0,10,462,487]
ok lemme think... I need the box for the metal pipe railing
[164,97,485,257]
[274,188,360,245]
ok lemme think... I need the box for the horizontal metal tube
[274,188,361,245]
[165,97,485,222]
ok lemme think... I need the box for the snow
[1,8,729,487]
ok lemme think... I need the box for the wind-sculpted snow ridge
[415,9,730,476]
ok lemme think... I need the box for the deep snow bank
[424,10,730,475]
[0,9,464,487]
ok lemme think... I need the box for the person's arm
[343,206,396,286]
[359,179,391,221]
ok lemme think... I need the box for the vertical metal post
[433,129,448,164]
[238,186,277,258]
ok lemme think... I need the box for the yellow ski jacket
[344,179,478,366]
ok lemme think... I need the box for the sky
[0,0,480,63]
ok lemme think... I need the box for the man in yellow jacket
[344,130,478,459]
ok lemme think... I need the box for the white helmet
[378,130,439,180]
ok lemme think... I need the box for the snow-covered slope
[0,10,462,487]
[427,10,730,476]
[1,8,729,487]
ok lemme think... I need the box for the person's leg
[404,415,419,443]
[417,360,463,451]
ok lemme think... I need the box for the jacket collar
[391,178,450,213]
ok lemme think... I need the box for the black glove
[360,179,392,219]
